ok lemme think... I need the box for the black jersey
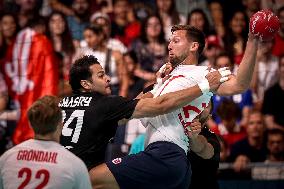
[188,126,221,189]
[59,92,138,170]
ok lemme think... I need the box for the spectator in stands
[155,0,186,41]
[0,13,19,59]
[129,14,167,79]
[252,129,284,180]
[80,25,129,96]
[242,0,260,18]
[123,51,147,99]
[229,111,267,172]
[15,0,40,28]
[49,0,75,16]
[0,73,9,155]
[208,0,225,38]
[0,57,19,155]
[47,12,75,97]
[262,55,284,131]
[200,34,223,67]
[0,95,92,189]
[223,10,249,65]
[266,129,284,162]
[211,53,253,127]
[90,12,127,54]
[218,135,229,162]
[260,0,284,12]
[252,40,279,109]
[272,6,284,57]
[2,18,59,144]
[67,0,90,43]
[212,98,246,149]
[187,8,211,37]
[110,0,140,46]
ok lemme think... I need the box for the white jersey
[0,139,92,189]
[143,65,213,153]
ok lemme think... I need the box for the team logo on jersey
[112,158,122,164]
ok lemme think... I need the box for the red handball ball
[249,9,280,40]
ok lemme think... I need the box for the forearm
[157,85,202,114]
[190,135,214,159]
[217,36,259,95]
[265,115,284,130]
[119,78,129,97]
[235,35,259,91]
[49,0,74,16]
[132,85,202,118]
[0,110,19,121]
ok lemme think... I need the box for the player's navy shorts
[106,141,191,189]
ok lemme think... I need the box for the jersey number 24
[61,110,85,143]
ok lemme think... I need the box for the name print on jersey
[17,150,58,164]
[59,97,92,108]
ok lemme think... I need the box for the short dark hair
[216,98,241,120]
[215,52,234,67]
[84,24,106,39]
[27,96,62,135]
[84,24,104,35]
[171,25,205,56]
[267,129,284,140]
[124,50,138,63]
[69,55,100,93]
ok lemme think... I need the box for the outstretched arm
[216,34,260,96]
[131,70,222,118]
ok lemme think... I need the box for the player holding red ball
[89,10,279,189]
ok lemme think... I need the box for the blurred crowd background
[0,0,284,183]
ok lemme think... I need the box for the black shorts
[106,141,191,189]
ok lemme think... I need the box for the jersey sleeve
[102,96,139,121]
[157,76,191,96]
[143,84,154,94]
[73,159,92,189]
[201,128,221,161]
[0,151,9,189]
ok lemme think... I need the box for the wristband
[218,67,231,77]
[197,79,210,94]
[220,76,229,83]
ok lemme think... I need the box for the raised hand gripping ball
[249,9,280,40]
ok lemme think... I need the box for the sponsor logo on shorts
[112,158,122,164]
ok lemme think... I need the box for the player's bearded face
[168,30,190,67]
[169,52,188,67]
